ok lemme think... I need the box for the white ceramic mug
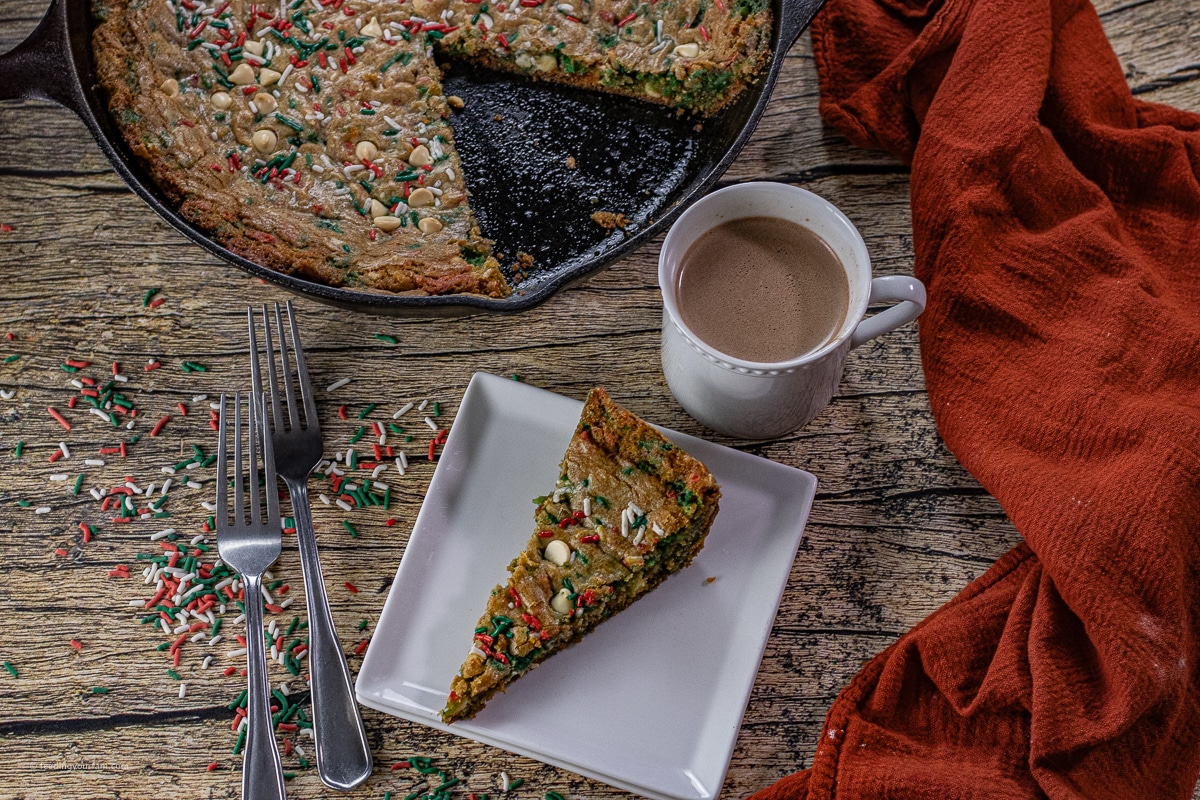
[659,182,927,439]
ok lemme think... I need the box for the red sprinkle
[338,404,347,420]
[618,11,637,25]
[580,534,600,543]
[354,638,370,655]
[70,639,83,650]
[55,548,68,557]
[344,582,359,593]
[384,518,397,527]
[149,297,166,309]
[67,396,78,409]
[392,761,412,770]
[48,407,72,431]
[207,762,219,772]
[150,415,170,437]
[48,450,63,463]
[145,361,161,371]
[537,530,555,538]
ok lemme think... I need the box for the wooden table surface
[1,1,1196,797]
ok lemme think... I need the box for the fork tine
[284,300,320,433]
[260,393,280,525]
[233,392,245,524]
[248,307,263,405]
[216,394,228,527]
[261,305,286,435]
[274,302,300,432]
[248,390,262,526]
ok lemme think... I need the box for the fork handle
[286,478,374,790]
[241,572,288,800]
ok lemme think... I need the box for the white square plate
[356,373,816,800]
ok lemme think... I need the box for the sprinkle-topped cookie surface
[442,387,721,722]
[91,0,770,296]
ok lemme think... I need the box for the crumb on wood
[591,211,629,231]
[494,114,504,121]
[565,156,577,169]
[447,95,465,110]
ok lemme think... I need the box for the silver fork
[216,393,287,800]
[248,301,372,791]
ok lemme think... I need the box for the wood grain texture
[0,0,1197,797]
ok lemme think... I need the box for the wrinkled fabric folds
[752,0,1200,796]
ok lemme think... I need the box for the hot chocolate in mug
[659,182,927,439]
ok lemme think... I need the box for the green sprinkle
[16,500,31,508]
[61,363,79,373]
[228,688,248,710]
[545,794,565,800]
[388,423,404,434]
[14,441,23,458]
[273,113,304,132]
[357,403,377,419]
[143,287,161,306]
[435,778,460,792]
[181,361,208,372]
[433,402,441,416]
[342,520,358,538]
[2,661,17,677]
[71,474,84,495]
[374,334,398,344]
[383,487,391,510]
[90,686,109,694]
[358,618,369,631]
[3,354,19,363]
[507,779,524,791]
[510,373,521,381]
[349,426,366,444]
[234,726,247,755]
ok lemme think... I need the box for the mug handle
[850,275,927,349]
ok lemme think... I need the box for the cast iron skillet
[0,0,825,316]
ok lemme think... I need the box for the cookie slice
[442,387,721,723]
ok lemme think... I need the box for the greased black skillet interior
[0,0,825,316]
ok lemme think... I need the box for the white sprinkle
[178,683,188,699]
[160,618,171,635]
[326,378,351,392]
[500,772,510,792]
[583,497,591,516]
[336,499,354,512]
[621,511,630,539]
[373,480,389,491]
[50,474,69,481]
[201,655,214,669]
[126,420,135,430]
[423,416,438,431]
[190,534,205,545]
[35,506,52,514]
[85,458,105,467]
[371,463,386,478]
[319,493,332,505]
[186,461,202,470]
[384,115,403,130]
[59,442,71,459]
[69,379,84,389]
[0,389,14,400]
[392,402,414,418]
[280,597,294,609]
[417,399,429,412]
[201,501,216,512]
[243,51,266,65]
[227,648,248,658]
[210,402,222,411]
[270,645,280,661]
[469,645,488,660]
[394,457,405,477]
[90,488,103,500]
[145,483,156,496]
[161,478,173,495]
[209,635,223,646]
[192,394,208,403]
[190,632,206,643]
[632,528,645,547]
[186,480,202,489]
[90,408,109,423]
[278,63,294,86]
[398,451,408,470]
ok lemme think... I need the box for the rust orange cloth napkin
[753,0,1200,796]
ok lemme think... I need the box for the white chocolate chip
[360,16,383,37]
[550,588,573,615]
[368,199,389,218]
[259,67,282,87]
[158,78,180,97]
[407,145,432,168]
[252,91,277,113]
[673,43,700,59]
[243,39,265,57]
[535,53,558,72]
[478,11,494,29]
[374,216,402,232]
[252,129,278,153]
[544,539,571,566]
[417,217,444,235]
[355,141,379,162]
[407,187,435,207]
[210,91,233,110]
[229,63,256,85]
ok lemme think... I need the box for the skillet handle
[778,0,828,51]
[0,0,85,112]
